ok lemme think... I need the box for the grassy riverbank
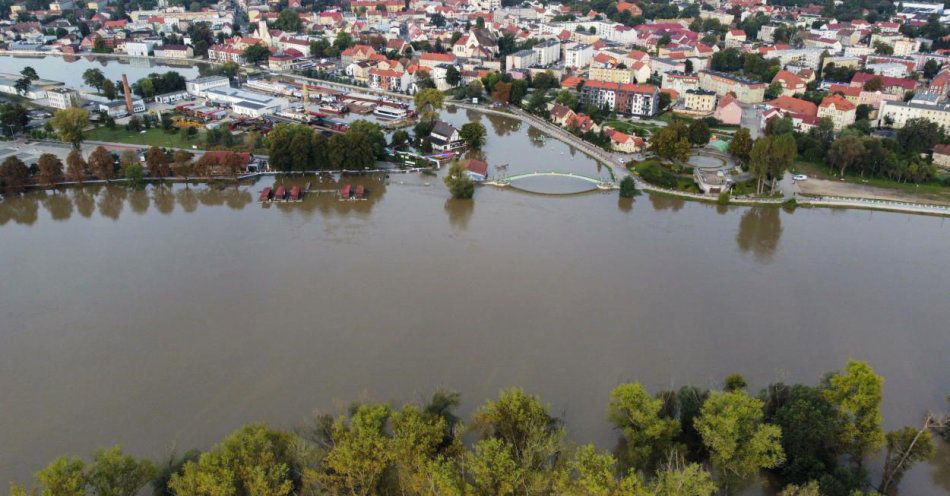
[86,127,204,149]
[791,160,950,204]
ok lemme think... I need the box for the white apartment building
[186,76,231,97]
[565,43,594,68]
[506,50,538,71]
[46,88,78,109]
[866,62,910,78]
[532,40,560,66]
[124,39,160,57]
[877,99,950,128]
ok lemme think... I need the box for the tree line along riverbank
[8,360,947,496]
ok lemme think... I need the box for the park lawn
[656,112,694,124]
[603,119,656,136]
[87,126,205,149]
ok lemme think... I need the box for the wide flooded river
[0,54,203,89]
[1,176,948,493]
[0,56,948,494]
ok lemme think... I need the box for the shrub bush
[635,161,678,189]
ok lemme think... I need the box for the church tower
[258,19,272,47]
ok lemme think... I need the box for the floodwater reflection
[97,186,127,220]
[152,185,175,214]
[617,196,633,212]
[0,183,265,223]
[445,198,474,229]
[930,441,950,492]
[72,186,97,218]
[649,193,685,212]
[41,191,73,221]
[485,112,521,136]
[129,189,150,215]
[0,193,39,225]
[736,207,783,262]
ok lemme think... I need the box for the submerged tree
[0,156,30,193]
[169,424,297,496]
[443,161,475,199]
[36,153,64,187]
[695,390,785,494]
[66,149,87,183]
[414,88,444,123]
[87,446,156,496]
[822,360,884,470]
[878,422,936,495]
[607,383,681,473]
[460,122,487,150]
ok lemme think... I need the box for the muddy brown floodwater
[1,108,948,495]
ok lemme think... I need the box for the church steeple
[258,19,272,47]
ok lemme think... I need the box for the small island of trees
[8,360,945,496]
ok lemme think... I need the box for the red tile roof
[767,96,818,118]
[820,94,856,111]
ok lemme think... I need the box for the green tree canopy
[169,424,297,496]
[607,383,681,472]
[444,160,475,199]
[87,446,156,496]
[460,122,487,150]
[822,360,884,469]
[414,88,444,122]
[50,107,89,149]
[695,390,785,493]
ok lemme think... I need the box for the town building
[662,71,699,95]
[124,39,159,57]
[589,66,637,84]
[204,87,288,117]
[698,70,766,103]
[713,93,742,125]
[877,98,950,128]
[153,44,193,59]
[932,143,950,169]
[684,89,716,113]
[153,90,190,104]
[46,88,78,109]
[579,80,660,117]
[772,70,807,97]
[187,76,231,97]
[429,121,465,151]
[463,158,489,181]
[608,130,645,152]
[565,43,594,68]
[532,40,560,66]
[817,95,857,130]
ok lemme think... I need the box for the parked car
[793,174,808,181]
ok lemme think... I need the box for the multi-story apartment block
[697,70,766,103]
[580,81,660,117]
[589,66,636,84]
[662,71,699,94]
[46,88,78,109]
[565,43,594,68]
[877,99,950,128]
[817,95,857,130]
[532,40,560,66]
[684,89,716,112]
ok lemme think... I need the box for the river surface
[0,56,949,495]
[0,54,203,89]
[2,177,948,494]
